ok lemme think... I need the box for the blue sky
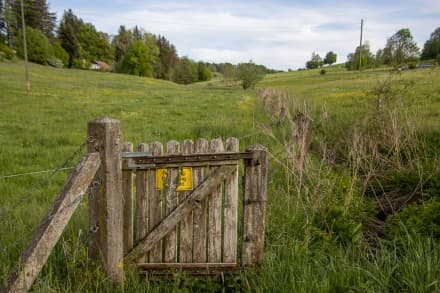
[49,0,440,70]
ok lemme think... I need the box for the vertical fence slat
[179,139,194,262]
[192,138,209,262]
[135,143,149,262]
[87,117,123,283]
[208,138,223,262]
[122,142,134,255]
[149,141,163,262]
[224,137,239,263]
[242,145,268,266]
[164,140,180,262]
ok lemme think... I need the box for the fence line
[0,167,74,180]
[0,139,89,224]
[0,168,99,254]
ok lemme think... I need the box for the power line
[359,19,363,71]
[20,0,30,94]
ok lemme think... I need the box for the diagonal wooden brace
[6,153,101,293]
[125,165,235,263]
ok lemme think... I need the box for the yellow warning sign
[156,167,193,191]
[177,167,193,191]
[156,168,168,190]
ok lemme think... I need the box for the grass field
[1,61,439,291]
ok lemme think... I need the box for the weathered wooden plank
[138,263,237,269]
[125,165,235,263]
[129,152,252,164]
[208,138,223,262]
[223,138,239,263]
[164,141,180,263]
[124,160,238,170]
[135,143,149,262]
[179,139,194,263]
[87,117,124,283]
[122,143,134,255]
[138,263,242,276]
[192,138,209,262]
[149,142,163,263]
[241,145,268,266]
[6,153,100,293]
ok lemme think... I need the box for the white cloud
[51,0,440,70]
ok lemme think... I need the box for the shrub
[407,62,417,69]
[236,61,265,89]
[388,197,440,238]
[47,57,64,68]
[173,57,198,84]
[0,43,16,60]
[17,27,52,65]
[53,42,69,67]
[320,69,326,75]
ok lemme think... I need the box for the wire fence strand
[0,140,89,224]
[1,187,94,253]
[0,167,74,180]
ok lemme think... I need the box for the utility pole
[20,0,30,94]
[358,19,363,71]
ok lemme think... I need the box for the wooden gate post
[87,117,124,284]
[242,145,268,266]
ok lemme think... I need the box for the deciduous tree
[236,60,265,89]
[221,62,235,82]
[324,51,337,65]
[173,57,198,84]
[383,28,419,65]
[421,27,440,60]
[17,26,51,64]
[122,40,157,77]
[78,22,112,64]
[306,52,323,69]
[197,62,211,81]
[345,42,375,70]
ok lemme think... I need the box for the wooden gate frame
[87,117,268,283]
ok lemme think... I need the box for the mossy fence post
[87,117,124,284]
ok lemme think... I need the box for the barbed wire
[0,167,74,180]
[0,139,90,224]
[0,181,98,253]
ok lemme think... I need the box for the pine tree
[112,25,133,71]
[12,0,56,39]
[155,35,178,80]
[1,0,55,47]
[57,9,83,68]
[3,0,18,47]
[0,0,4,41]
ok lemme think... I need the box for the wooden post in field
[87,117,124,284]
[242,145,268,266]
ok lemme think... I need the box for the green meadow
[1,61,440,291]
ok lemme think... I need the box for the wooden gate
[87,118,268,281]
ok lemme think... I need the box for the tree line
[304,27,440,71]
[0,1,278,86]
